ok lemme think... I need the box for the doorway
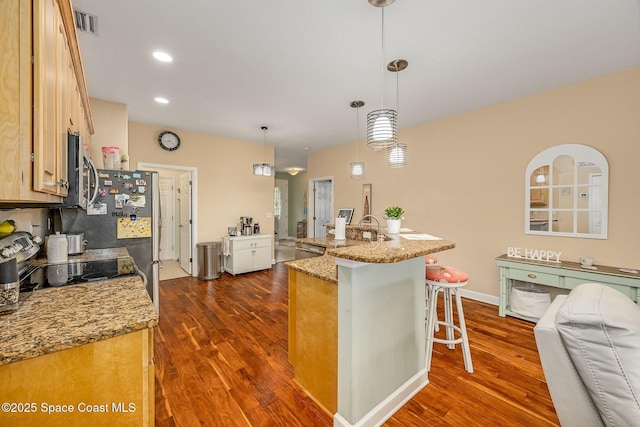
[308,177,333,238]
[275,179,289,242]
[139,162,197,277]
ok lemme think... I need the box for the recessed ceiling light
[152,51,173,62]
[154,97,169,104]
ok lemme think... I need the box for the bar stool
[425,265,473,373]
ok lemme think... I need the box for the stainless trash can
[196,241,222,280]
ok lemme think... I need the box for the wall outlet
[363,231,372,239]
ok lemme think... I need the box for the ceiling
[72,0,640,172]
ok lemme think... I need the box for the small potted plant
[120,154,129,170]
[384,206,404,234]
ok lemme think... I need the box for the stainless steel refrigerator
[60,169,160,313]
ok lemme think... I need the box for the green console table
[496,254,640,322]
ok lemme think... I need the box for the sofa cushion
[556,283,640,426]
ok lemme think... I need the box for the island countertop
[288,233,455,282]
[0,249,158,366]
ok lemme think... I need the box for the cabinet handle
[55,180,69,189]
[527,273,537,279]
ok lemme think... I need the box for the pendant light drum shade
[253,126,274,176]
[350,161,365,178]
[387,143,407,167]
[367,109,397,148]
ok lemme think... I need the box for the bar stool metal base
[425,279,473,374]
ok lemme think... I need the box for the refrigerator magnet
[132,172,141,178]
[104,180,113,186]
[115,200,123,209]
[98,172,110,179]
[135,179,146,186]
[123,182,133,189]
[109,188,119,194]
[87,203,107,215]
[138,186,146,193]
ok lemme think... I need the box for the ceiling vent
[73,9,98,35]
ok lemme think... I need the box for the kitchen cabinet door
[0,328,154,426]
[0,0,91,203]
[33,0,68,196]
[0,0,59,203]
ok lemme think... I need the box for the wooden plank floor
[155,262,560,426]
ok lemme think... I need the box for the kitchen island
[287,232,455,426]
[0,248,158,426]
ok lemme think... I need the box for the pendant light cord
[380,7,386,109]
[356,106,360,160]
[262,126,268,163]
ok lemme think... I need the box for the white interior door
[275,179,289,241]
[589,173,603,234]
[159,177,175,260]
[179,172,193,273]
[313,179,333,238]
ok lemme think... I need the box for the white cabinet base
[223,235,272,275]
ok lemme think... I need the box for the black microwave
[62,132,98,209]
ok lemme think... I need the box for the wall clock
[158,131,180,151]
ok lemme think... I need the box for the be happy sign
[507,247,561,263]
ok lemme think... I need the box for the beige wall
[308,67,640,298]
[88,97,128,167]
[127,121,275,246]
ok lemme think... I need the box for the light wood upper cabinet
[529,165,548,206]
[0,0,93,203]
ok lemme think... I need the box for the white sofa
[534,283,640,427]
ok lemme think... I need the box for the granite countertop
[0,249,158,366]
[30,247,131,266]
[296,237,365,249]
[286,255,338,284]
[288,233,456,282]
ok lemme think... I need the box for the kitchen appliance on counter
[67,233,87,255]
[59,169,160,313]
[240,216,253,235]
[0,232,42,314]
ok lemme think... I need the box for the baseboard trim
[333,369,428,427]
[459,289,499,306]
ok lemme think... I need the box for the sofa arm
[534,295,603,427]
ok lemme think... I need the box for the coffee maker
[240,216,253,236]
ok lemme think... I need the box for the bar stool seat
[425,265,473,373]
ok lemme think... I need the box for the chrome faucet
[358,215,384,242]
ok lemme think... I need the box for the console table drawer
[508,269,560,287]
[564,277,635,300]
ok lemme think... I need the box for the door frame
[307,176,333,238]
[138,162,198,276]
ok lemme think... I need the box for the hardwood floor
[155,262,560,426]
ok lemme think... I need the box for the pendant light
[253,126,274,176]
[367,0,397,149]
[387,59,408,167]
[350,100,365,179]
